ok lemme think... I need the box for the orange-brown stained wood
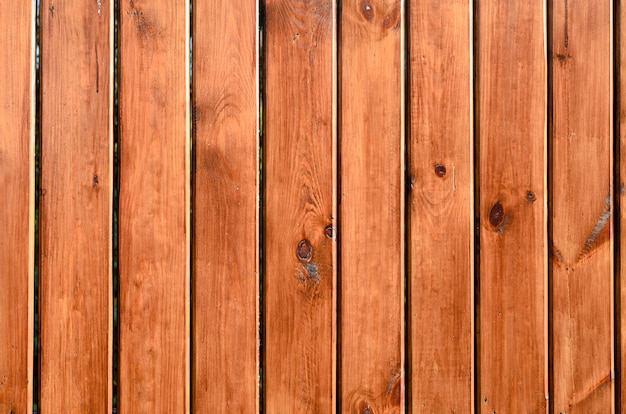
[0,2,35,414]
[408,0,473,411]
[617,7,626,414]
[478,1,548,412]
[552,1,614,412]
[340,0,404,412]
[119,0,190,412]
[39,0,113,412]
[263,0,336,412]
[192,0,259,412]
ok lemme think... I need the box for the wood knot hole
[434,164,446,177]
[297,239,313,262]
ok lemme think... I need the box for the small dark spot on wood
[49,5,55,15]
[325,225,335,239]
[129,0,134,6]
[434,164,446,177]
[360,0,374,21]
[483,396,488,403]
[489,202,504,228]
[93,174,99,187]
[40,188,47,196]
[526,191,536,202]
[297,239,313,262]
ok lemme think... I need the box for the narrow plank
[263,1,336,412]
[408,0,473,411]
[119,0,190,412]
[340,0,404,412]
[0,2,35,413]
[39,0,113,412]
[552,1,614,411]
[621,1,626,411]
[192,0,259,412]
[478,1,548,412]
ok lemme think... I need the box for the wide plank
[119,0,190,411]
[263,0,336,412]
[192,0,259,411]
[340,0,404,412]
[39,0,113,412]
[408,0,473,411]
[0,2,35,413]
[478,1,548,412]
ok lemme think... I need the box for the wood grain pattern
[39,0,113,412]
[408,0,473,411]
[340,0,404,412]
[119,0,190,412]
[192,0,259,412]
[552,1,614,411]
[478,1,548,412]
[263,0,336,412]
[0,2,35,414]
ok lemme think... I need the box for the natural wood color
[39,0,113,412]
[119,0,190,412]
[478,1,548,412]
[263,0,336,412]
[340,0,404,412]
[408,0,473,411]
[0,2,35,414]
[621,1,626,412]
[192,0,259,411]
[552,1,614,412]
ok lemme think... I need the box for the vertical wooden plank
[0,2,35,414]
[263,0,336,412]
[408,0,473,411]
[340,0,404,412]
[552,1,614,411]
[621,1,626,412]
[478,1,548,412]
[192,0,259,412]
[39,0,113,412]
[119,0,190,412]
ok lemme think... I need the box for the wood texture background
[3,1,626,412]
[119,0,190,412]
[340,0,404,412]
[408,0,473,411]
[263,0,336,411]
[192,0,259,412]
[551,0,614,411]
[39,0,113,412]
[478,1,548,412]
[0,2,35,414]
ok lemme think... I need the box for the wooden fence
[0,0,623,413]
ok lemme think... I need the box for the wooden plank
[408,0,473,411]
[39,0,113,412]
[192,0,259,412]
[0,2,35,414]
[618,5,626,413]
[118,0,190,412]
[340,0,404,412]
[552,1,614,411]
[478,1,548,412]
[263,1,336,412]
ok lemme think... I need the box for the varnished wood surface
[340,0,404,412]
[478,1,548,412]
[0,2,35,413]
[192,0,260,411]
[119,0,190,411]
[408,0,473,411]
[264,0,336,411]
